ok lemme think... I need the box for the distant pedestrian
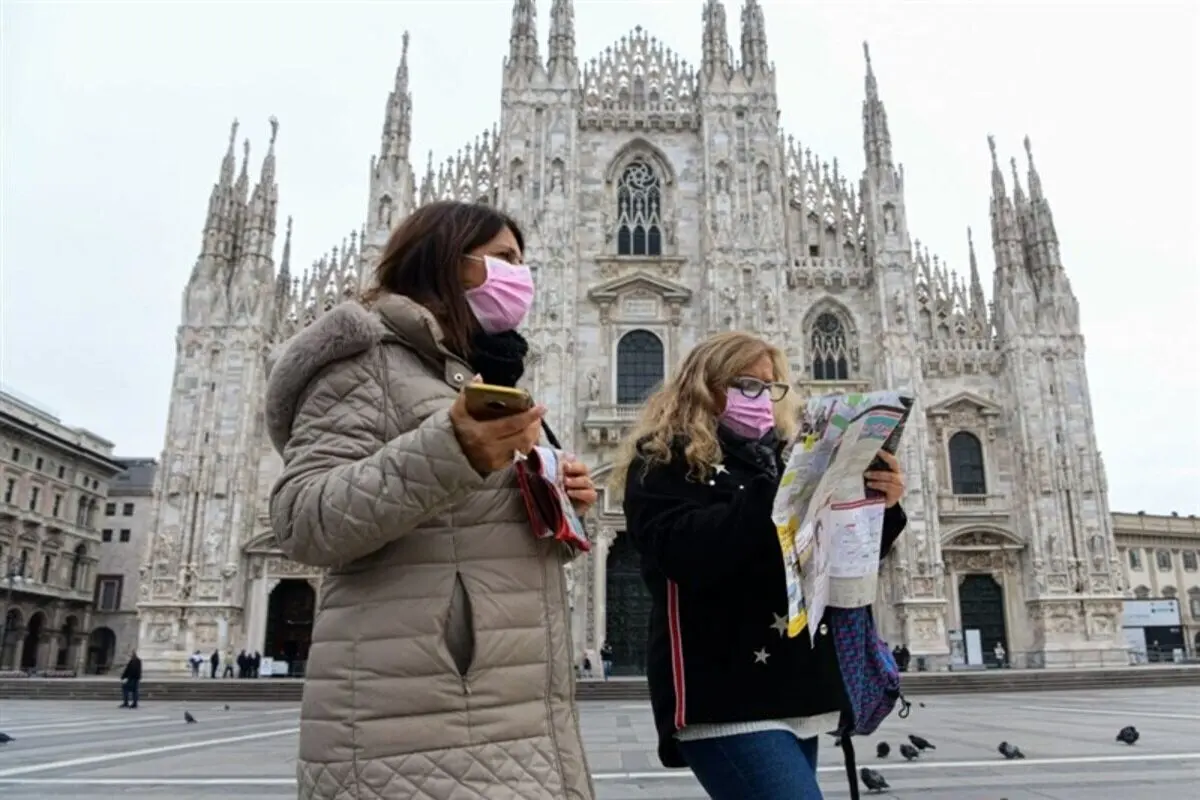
[600,642,613,680]
[119,651,142,709]
[188,650,203,677]
[210,649,219,678]
[222,648,235,678]
[993,642,1007,668]
[251,650,261,678]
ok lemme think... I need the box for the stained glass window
[616,330,664,404]
[616,161,663,256]
[809,312,850,380]
[949,432,987,495]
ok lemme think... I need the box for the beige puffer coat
[264,294,593,800]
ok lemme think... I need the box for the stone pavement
[0,687,1197,798]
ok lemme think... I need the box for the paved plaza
[0,687,1197,798]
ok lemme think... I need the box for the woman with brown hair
[265,201,596,800]
[611,331,907,799]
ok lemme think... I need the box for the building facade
[0,390,124,672]
[137,0,1131,674]
[1114,512,1200,656]
[89,457,158,673]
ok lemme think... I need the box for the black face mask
[467,329,528,388]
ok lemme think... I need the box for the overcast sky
[1,0,1196,515]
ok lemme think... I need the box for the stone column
[243,575,272,652]
[592,527,616,653]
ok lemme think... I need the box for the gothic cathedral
[136,0,1126,674]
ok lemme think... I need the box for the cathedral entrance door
[264,579,315,677]
[605,532,651,676]
[958,574,1008,667]
[86,627,117,674]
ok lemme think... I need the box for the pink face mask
[464,255,535,334]
[720,390,776,439]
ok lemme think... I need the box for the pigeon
[998,741,1025,760]
[918,702,926,708]
[899,742,920,761]
[860,767,890,793]
[876,741,890,758]
[1116,726,1139,745]
[0,732,13,744]
[908,733,935,751]
[184,711,197,724]
[223,704,231,711]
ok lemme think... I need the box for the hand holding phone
[463,383,535,421]
[450,379,544,474]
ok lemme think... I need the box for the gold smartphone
[463,383,535,421]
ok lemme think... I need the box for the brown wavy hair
[609,331,797,493]
[361,201,524,357]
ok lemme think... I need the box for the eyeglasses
[731,376,790,402]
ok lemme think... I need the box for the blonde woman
[611,331,907,800]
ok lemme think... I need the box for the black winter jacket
[622,430,907,768]
[121,655,142,683]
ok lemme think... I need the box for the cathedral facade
[136,0,1128,675]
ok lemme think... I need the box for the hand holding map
[772,390,913,641]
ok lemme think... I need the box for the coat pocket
[444,572,476,678]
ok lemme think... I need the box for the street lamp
[0,556,28,671]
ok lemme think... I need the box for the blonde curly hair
[609,331,797,493]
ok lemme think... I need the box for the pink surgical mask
[720,390,776,439]
[464,255,535,334]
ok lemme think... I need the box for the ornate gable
[580,26,700,131]
[926,390,1003,419]
[587,271,691,326]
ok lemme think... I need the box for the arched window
[1133,585,1150,599]
[948,432,987,495]
[616,161,663,256]
[70,544,88,589]
[1156,549,1172,571]
[616,330,665,405]
[1128,549,1142,570]
[809,312,850,380]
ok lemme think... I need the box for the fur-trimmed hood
[264,295,464,455]
[264,301,387,455]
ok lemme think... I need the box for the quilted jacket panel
[266,295,593,800]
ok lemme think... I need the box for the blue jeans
[678,731,822,800]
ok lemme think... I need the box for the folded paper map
[772,390,913,640]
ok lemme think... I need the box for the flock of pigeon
[0,704,231,743]
[855,721,1142,795]
[0,710,1149,798]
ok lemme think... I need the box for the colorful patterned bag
[827,606,910,800]
[829,605,907,735]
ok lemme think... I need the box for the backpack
[827,605,911,800]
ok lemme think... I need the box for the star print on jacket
[771,613,788,638]
[754,648,770,664]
